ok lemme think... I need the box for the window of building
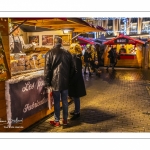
[142,18,150,22]
[120,18,124,25]
[106,20,113,36]
[120,25,124,33]
[130,23,137,34]
[131,18,138,23]
[129,18,138,34]
[141,18,150,34]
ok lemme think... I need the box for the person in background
[69,43,86,120]
[90,45,98,73]
[106,45,117,71]
[44,36,74,127]
[94,60,102,76]
[9,24,35,53]
[119,45,126,54]
[113,46,119,67]
[84,46,92,76]
[82,45,86,55]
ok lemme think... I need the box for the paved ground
[23,67,150,132]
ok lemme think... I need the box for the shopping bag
[47,87,54,110]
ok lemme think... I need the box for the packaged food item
[10,55,14,60]
[10,60,18,68]
[11,67,17,72]
[38,63,45,68]
[25,65,31,70]
[30,64,37,69]
[38,59,45,64]
[18,66,25,71]
[25,61,30,66]
[17,59,25,66]
[37,54,43,60]
[29,60,39,66]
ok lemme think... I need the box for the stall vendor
[9,24,36,53]
[119,45,127,54]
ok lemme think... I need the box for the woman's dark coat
[69,54,86,98]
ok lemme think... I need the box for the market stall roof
[77,36,101,45]
[20,24,52,32]
[10,18,107,33]
[103,34,145,45]
[94,34,106,43]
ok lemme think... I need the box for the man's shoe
[50,121,60,127]
[62,119,68,125]
[70,113,80,120]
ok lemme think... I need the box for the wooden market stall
[0,18,106,132]
[103,34,145,68]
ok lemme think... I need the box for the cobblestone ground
[23,68,150,132]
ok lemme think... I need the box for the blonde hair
[89,44,98,60]
[69,43,82,55]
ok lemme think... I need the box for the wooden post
[144,43,149,69]
[0,18,11,132]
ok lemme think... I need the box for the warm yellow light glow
[63,30,69,34]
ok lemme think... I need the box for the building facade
[82,18,150,39]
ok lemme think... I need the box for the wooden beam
[9,19,27,35]
[12,20,70,25]
[35,22,75,26]
[68,18,91,26]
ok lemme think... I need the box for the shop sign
[8,76,48,121]
[114,38,129,44]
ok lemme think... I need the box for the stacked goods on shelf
[37,54,45,68]
[10,46,50,73]
[23,46,50,55]
[22,46,35,54]
[24,55,31,70]
[28,53,39,69]
[10,52,46,73]
[10,60,18,72]
[10,54,26,72]
[34,47,49,56]
[17,56,26,71]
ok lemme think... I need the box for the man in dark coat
[44,36,74,127]
[84,48,92,76]
[68,44,86,120]
[106,46,117,71]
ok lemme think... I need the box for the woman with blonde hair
[68,43,86,120]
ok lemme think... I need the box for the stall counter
[116,53,141,67]
[119,54,136,59]
[5,70,48,128]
